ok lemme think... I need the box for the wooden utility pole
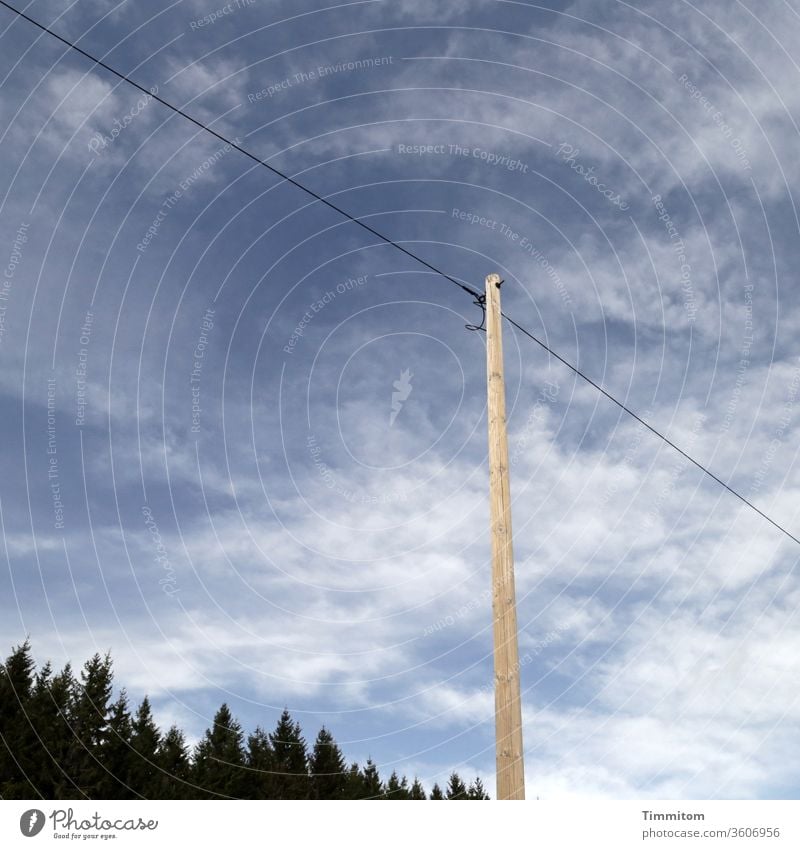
[485,272,525,800]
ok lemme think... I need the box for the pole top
[486,273,504,289]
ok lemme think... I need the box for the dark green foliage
[268,709,309,799]
[68,652,114,798]
[344,761,366,799]
[0,641,490,801]
[0,640,37,797]
[193,703,247,798]
[28,662,77,798]
[384,770,411,799]
[154,726,191,799]
[361,757,383,798]
[308,727,347,799]
[468,777,490,799]
[446,772,468,799]
[243,726,273,799]
[98,691,133,798]
[128,697,161,797]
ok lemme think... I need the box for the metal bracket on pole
[465,293,487,332]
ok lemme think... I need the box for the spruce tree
[308,727,347,799]
[344,761,365,799]
[0,641,36,797]
[68,652,114,797]
[268,709,309,799]
[446,772,468,799]
[244,726,273,799]
[193,703,247,798]
[0,640,493,802]
[155,726,191,799]
[384,770,411,799]
[467,776,490,799]
[361,758,383,798]
[30,662,77,798]
[18,659,56,797]
[98,691,133,798]
[128,696,161,797]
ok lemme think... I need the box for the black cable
[0,0,481,301]
[503,314,800,547]
[3,1,798,548]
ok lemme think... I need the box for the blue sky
[2,0,800,798]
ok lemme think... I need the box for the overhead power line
[2,0,798,548]
[503,315,800,547]
[0,0,481,301]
